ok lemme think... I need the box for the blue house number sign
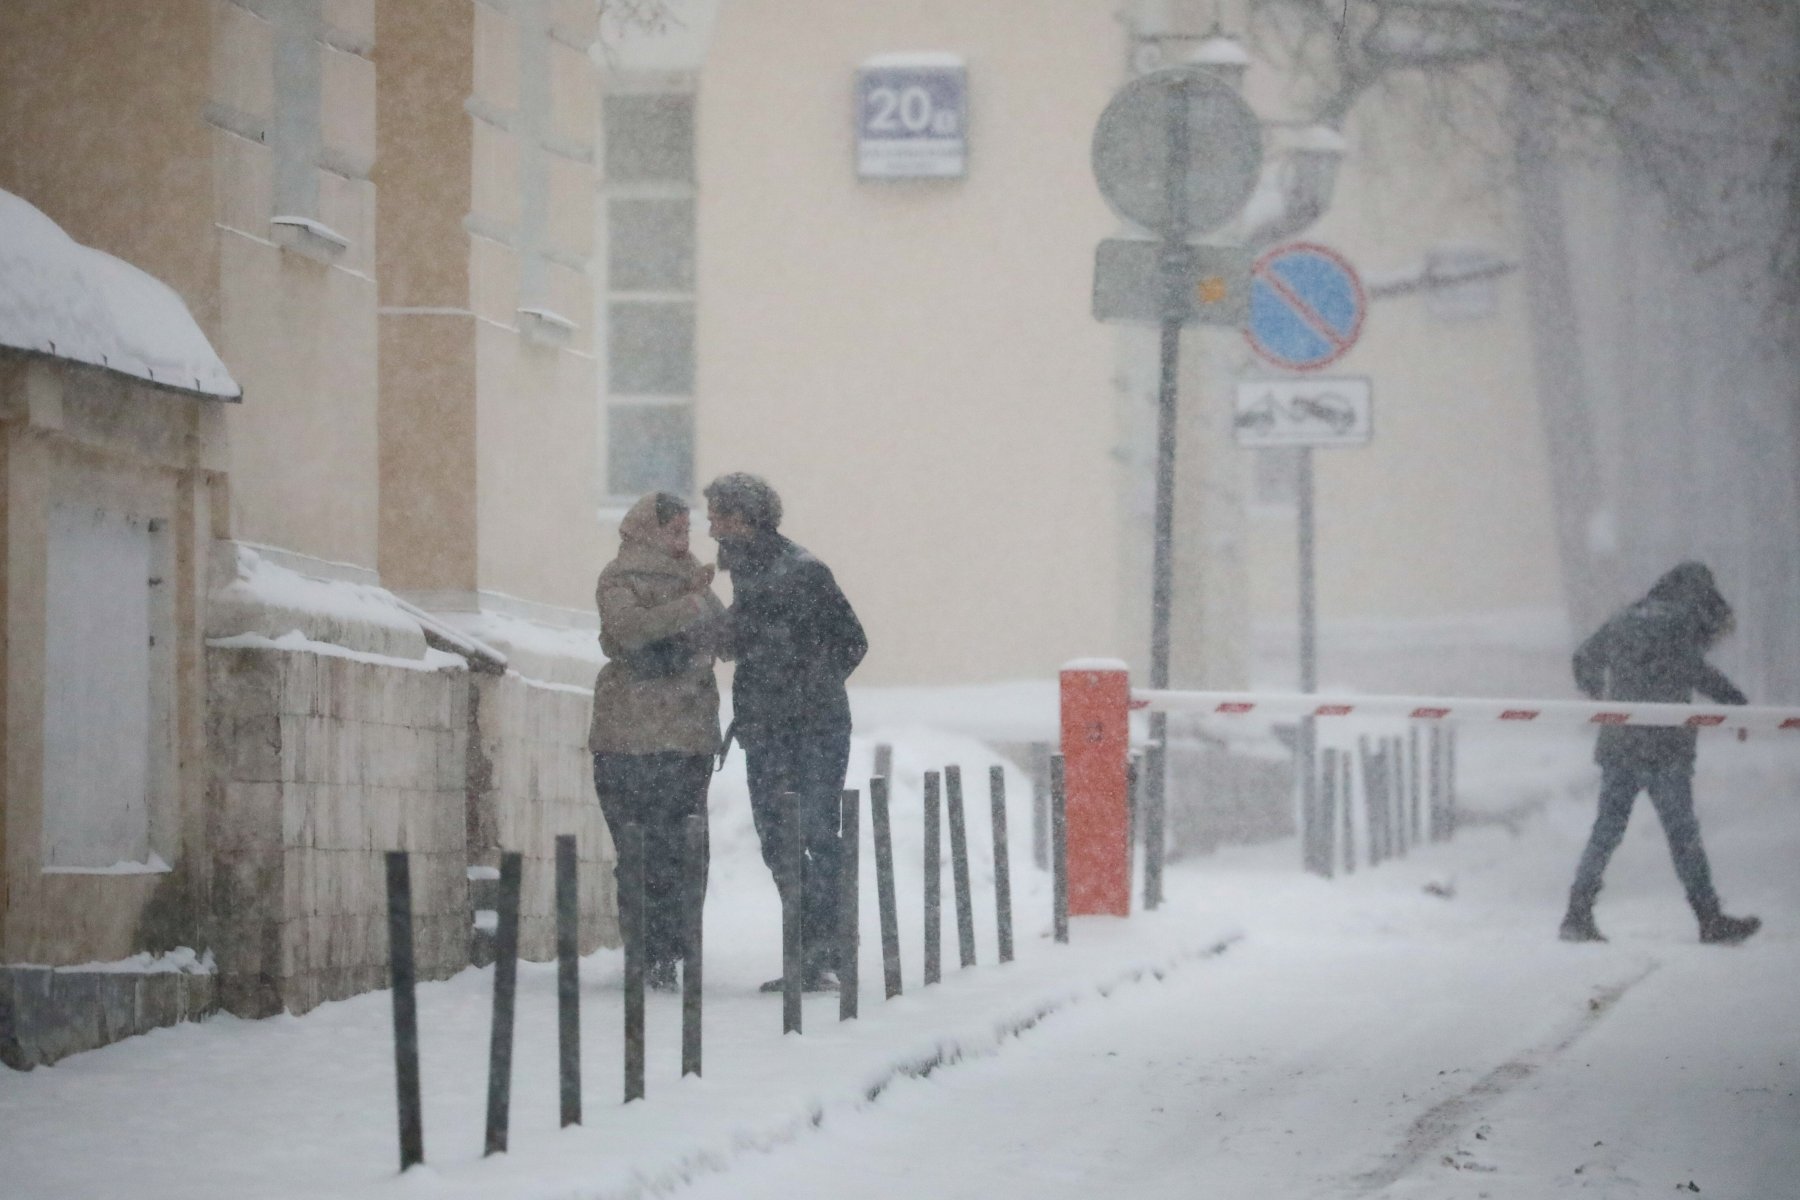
[857,56,967,179]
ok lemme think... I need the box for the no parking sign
[1246,242,1366,371]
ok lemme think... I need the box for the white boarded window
[43,504,169,870]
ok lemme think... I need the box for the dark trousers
[593,752,711,968]
[743,727,851,975]
[1568,761,1719,920]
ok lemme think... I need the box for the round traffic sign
[1245,242,1366,371]
[1091,66,1263,239]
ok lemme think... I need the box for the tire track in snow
[1347,958,1661,1194]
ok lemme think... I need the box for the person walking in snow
[704,473,867,992]
[1559,561,1761,945]
[590,492,728,990]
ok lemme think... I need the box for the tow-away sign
[1232,377,1373,447]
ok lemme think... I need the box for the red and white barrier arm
[1130,688,1800,733]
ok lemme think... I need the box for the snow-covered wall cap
[862,51,965,69]
[0,189,241,399]
[1061,657,1131,673]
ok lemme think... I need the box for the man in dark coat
[1560,562,1760,945]
[705,473,868,990]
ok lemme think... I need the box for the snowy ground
[2,726,1795,1200]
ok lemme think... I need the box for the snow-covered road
[682,743,1800,1200]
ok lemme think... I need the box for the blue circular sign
[1245,242,1366,371]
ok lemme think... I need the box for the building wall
[212,0,382,570]
[1238,70,1571,697]
[668,0,1129,686]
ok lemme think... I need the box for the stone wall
[207,644,470,1017]
[467,670,615,962]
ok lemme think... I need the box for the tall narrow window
[602,89,697,501]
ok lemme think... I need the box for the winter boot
[1698,913,1761,945]
[1558,908,1607,943]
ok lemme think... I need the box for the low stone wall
[467,671,616,962]
[0,964,215,1070]
[207,645,471,1017]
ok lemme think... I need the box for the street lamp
[1245,124,1347,249]
[1186,28,1251,91]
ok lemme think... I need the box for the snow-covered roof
[0,188,240,399]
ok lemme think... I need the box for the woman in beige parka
[589,492,726,990]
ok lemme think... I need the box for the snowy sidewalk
[3,732,1794,1200]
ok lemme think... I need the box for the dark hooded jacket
[720,531,867,736]
[1572,562,1746,770]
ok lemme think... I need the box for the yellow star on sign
[1197,275,1230,305]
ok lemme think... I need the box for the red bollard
[1059,661,1132,917]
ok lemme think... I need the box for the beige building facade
[598,1,1571,698]
[1,0,616,1067]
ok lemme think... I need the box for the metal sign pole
[1296,445,1318,871]
[1146,78,1192,904]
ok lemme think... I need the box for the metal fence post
[1317,747,1338,880]
[1143,741,1166,909]
[384,852,424,1171]
[945,766,977,969]
[1051,753,1069,943]
[485,851,523,1154]
[870,775,902,998]
[1340,752,1356,874]
[621,825,646,1100]
[682,813,704,1077]
[838,789,860,1021]
[923,770,942,985]
[989,765,1014,963]
[783,792,803,1033]
[554,835,581,1127]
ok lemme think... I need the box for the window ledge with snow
[271,215,351,264]
[518,306,576,348]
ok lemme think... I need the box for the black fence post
[485,851,523,1155]
[1386,737,1405,858]
[923,770,942,985]
[384,852,424,1172]
[1031,743,1050,872]
[783,791,804,1034]
[1143,741,1166,909]
[839,789,860,1021]
[1428,726,1445,842]
[1298,715,1319,874]
[1340,751,1356,874]
[989,765,1014,964]
[870,775,902,998]
[682,813,704,1077]
[945,766,977,969]
[1409,726,1423,845]
[1358,737,1383,867]
[1446,728,1459,840]
[554,835,581,1127]
[621,825,646,1101]
[1316,748,1338,879]
[1126,755,1140,908]
[1051,753,1069,943]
